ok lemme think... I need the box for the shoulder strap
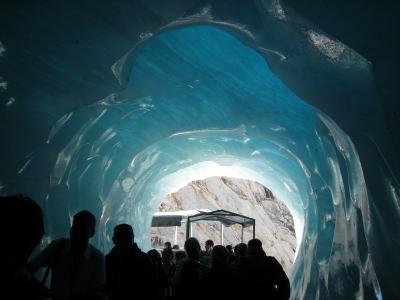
[41,238,66,284]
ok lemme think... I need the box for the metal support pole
[174,226,178,245]
[220,222,224,245]
[241,224,244,243]
[253,220,256,239]
[186,218,190,241]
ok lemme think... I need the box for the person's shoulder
[43,238,67,252]
[266,255,280,264]
[265,255,285,270]
[131,248,151,262]
[48,238,66,245]
[105,247,116,259]
[137,250,151,262]
[88,244,105,259]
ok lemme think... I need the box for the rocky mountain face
[150,176,297,274]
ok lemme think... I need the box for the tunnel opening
[150,176,298,275]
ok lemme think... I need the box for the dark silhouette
[172,238,209,300]
[201,245,238,299]
[163,242,172,250]
[244,238,290,300]
[169,250,185,297]
[0,195,55,299]
[203,239,214,256]
[161,247,175,298]
[225,244,235,264]
[148,249,168,300]
[6,192,291,300]
[172,244,180,250]
[199,239,214,267]
[106,224,157,300]
[174,250,187,265]
[147,249,161,264]
[234,243,248,257]
[28,210,106,300]
[161,247,175,278]
[231,242,248,266]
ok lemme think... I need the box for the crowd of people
[1,194,290,300]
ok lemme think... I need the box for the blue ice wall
[0,1,399,299]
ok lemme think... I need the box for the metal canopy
[151,209,211,227]
[187,209,255,228]
[186,209,256,243]
[151,209,256,246]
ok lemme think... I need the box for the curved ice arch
[31,25,381,299]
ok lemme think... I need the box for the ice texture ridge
[0,2,399,300]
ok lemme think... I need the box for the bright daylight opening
[150,174,299,275]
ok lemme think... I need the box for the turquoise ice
[1,2,399,299]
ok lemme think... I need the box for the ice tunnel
[0,1,399,299]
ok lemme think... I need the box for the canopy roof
[188,209,255,228]
[151,209,211,227]
[151,209,255,228]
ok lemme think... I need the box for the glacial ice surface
[1,3,399,299]
[33,25,377,298]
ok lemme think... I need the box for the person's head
[112,224,134,249]
[248,238,264,256]
[226,245,233,254]
[205,239,214,252]
[164,241,172,249]
[147,249,162,267]
[162,247,174,264]
[70,210,96,248]
[175,250,187,264]
[0,195,44,270]
[211,245,228,267]
[234,243,248,257]
[172,244,180,250]
[184,237,201,260]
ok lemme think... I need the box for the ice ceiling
[0,1,399,299]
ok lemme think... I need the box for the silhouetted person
[160,247,175,298]
[199,239,214,267]
[234,243,248,257]
[29,210,105,300]
[201,245,238,300]
[0,195,54,299]
[204,239,214,256]
[106,224,156,300]
[169,250,185,297]
[245,239,290,300]
[172,244,180,250]
[231,243,248,266]
[148,249,168,300]
[172,238,209,300]
[161,247,175,278]
[174,251,186,263]
[147,249,162,266]
[163,242,172,250]
[225,244,235,264]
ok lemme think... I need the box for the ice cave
[0,1,399,299]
